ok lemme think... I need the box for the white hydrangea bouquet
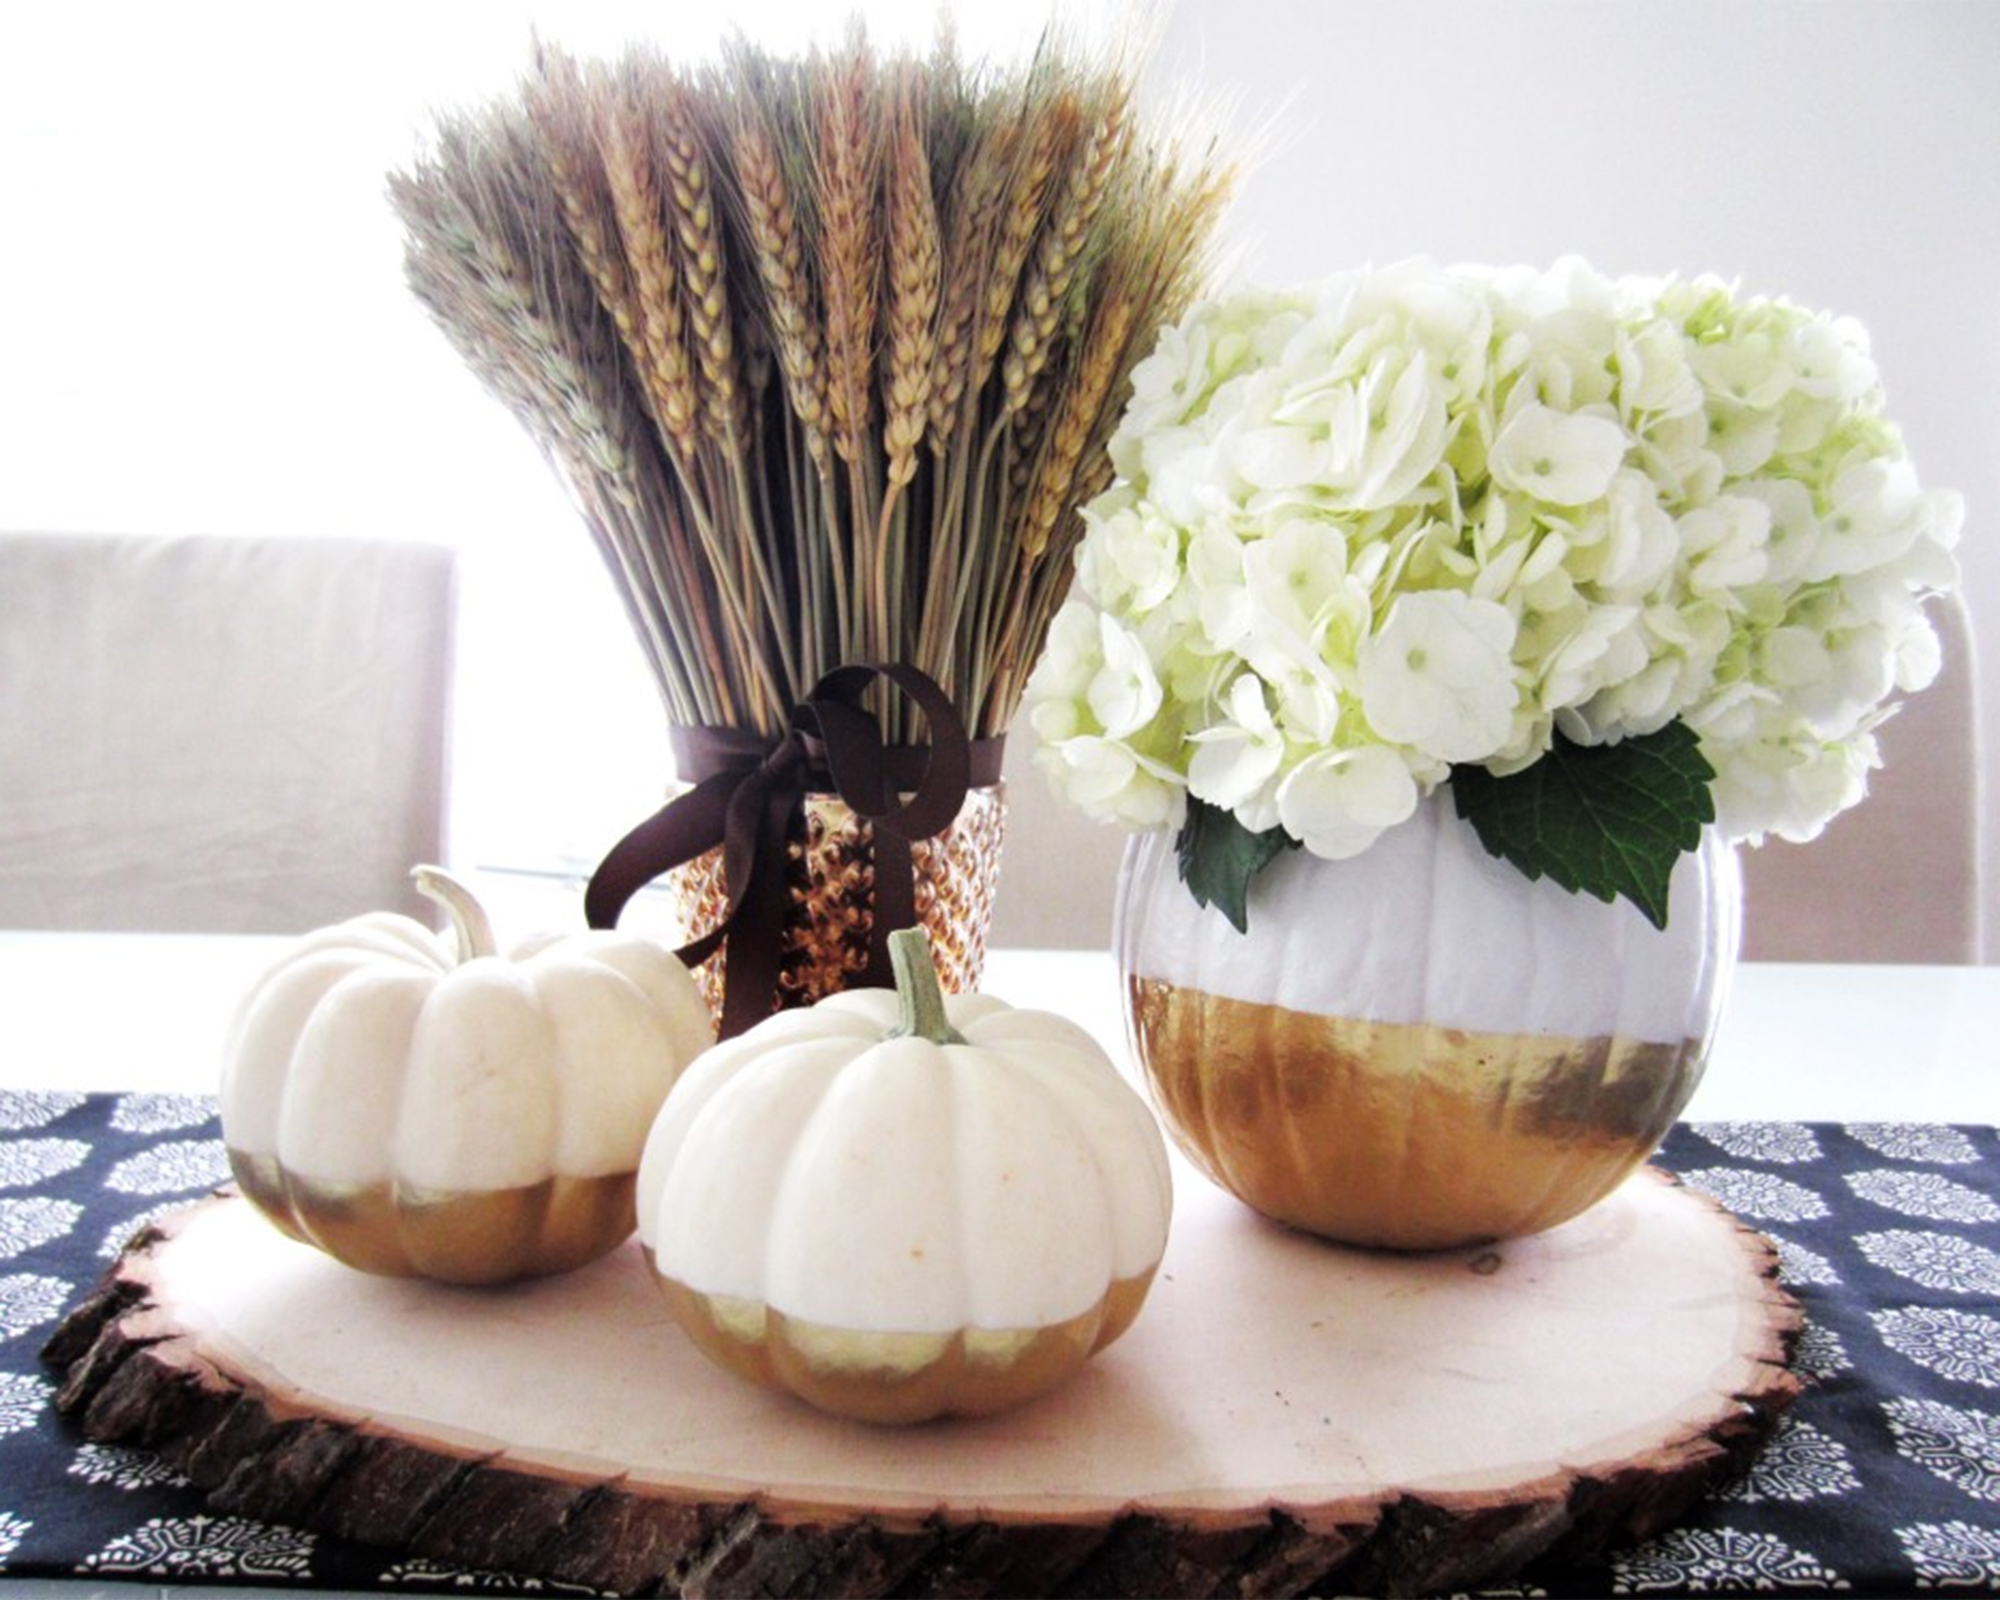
[1024,257,1963,930]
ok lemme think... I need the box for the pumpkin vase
[1115,794,1741,1251]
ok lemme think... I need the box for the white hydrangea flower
[1679,498,1772,593]
[1074,492,1183,616]
[1084,615,1163,739]
[1893,610,1945,694]
[1186,673,1289,831]
[1615,315,1704,419]
[1488,402,1629,506]
[1706,400,1784,477]
[1693,322,1798,410]
[1022,604,1106,743]
[1357,591,1520,763]
[1788,314,1877,402]
[1806,458,1928,580]
[1032,735,1186,832]
[1241,516,1348,633]
[1537,601,1646,712]
[1021,258,1960,859]
[1735,478,1822,585]
[1704,722,1878,844]
[1276,745,1421,859]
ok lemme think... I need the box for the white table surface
[0,932,1993,1600]
[1,931,1996,1124]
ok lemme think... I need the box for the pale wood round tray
[47,1165,1801,1598]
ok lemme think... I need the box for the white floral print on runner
[80,1515,314,1580]
[1873,1307,2000,1389]
[1845,1124,1981,1165]
[1611,1526,1847,1593]
[0,1273,71,1339]
[1857,1230,2000,1296]
[1677,1168,1832,1224]
[1693,1123,1824,1165]
[1886,1398,2000,1503]
[103,1141,229,1197]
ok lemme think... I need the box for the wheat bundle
[390,23,1234,744]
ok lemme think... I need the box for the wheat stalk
[811,34,882,480]
[926,111,1015,460]
[1000,85,1126,425]
[720,68,829,468]
[880,71,940,493]
[528,46,636,357]
[656,75,744,449]
[967,91,1064,416]
[594,75,698,459]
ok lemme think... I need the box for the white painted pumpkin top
[637,987,1173,1336]
[220,899,712,1192]
[1117,791,1740,1045]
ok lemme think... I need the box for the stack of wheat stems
[391,25,1232,743]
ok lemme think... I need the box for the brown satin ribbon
[585,663,1004,1039]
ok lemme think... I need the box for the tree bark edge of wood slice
[44,1170,1804,1600]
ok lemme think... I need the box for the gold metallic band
[228,1150,637,1285]
[1127,978,1705,1250]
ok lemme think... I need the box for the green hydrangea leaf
[1449,721,1716,929]
[1176,798,1299,934]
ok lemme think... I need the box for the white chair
[994,593,1983,965]
[0,532,456,933]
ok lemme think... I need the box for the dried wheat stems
[391,23,1233,742]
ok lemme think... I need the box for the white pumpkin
[1117,792,1742,1248]
[221,866,712,1284]
[637,928,1172,1424]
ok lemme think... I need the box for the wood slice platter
[46,1165,1801,1599]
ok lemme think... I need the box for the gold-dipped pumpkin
[637,928,1172,1425]
[220,867,712,1284]
[1117,793,1741,1250]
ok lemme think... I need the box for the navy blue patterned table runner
[0,1094,1996,1596]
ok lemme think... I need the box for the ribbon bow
[585,663,1002,1039]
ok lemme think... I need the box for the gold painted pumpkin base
[228,1150,636,1286]
[1127,980,1706,1251]
[649,1253,1157,1425]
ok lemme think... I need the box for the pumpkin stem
[886,927,965,1046]
[410,865,499,965]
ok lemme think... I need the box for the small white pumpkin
[221,866,712,1284]
[637,928,1172,1424]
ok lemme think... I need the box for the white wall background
[4,1,1995,951]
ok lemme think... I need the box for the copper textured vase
[663,784,1006,1025]
[1115,793,1741,1250]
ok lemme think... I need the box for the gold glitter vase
[1115,794,1741,1251]
[663,783,1006,1027]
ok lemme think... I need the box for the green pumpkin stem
[411,864,499,964]
[887,927,965,1046]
